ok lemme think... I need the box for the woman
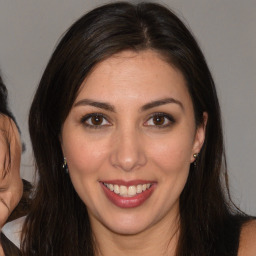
[22,2,256,255]
[0,74,32,255]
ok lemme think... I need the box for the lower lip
[100,183,156,208]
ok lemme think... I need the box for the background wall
[0,0,255,214]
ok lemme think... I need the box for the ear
[190,112,208,163]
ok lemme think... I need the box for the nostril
[109,130,147,171]
[110,149,147,172]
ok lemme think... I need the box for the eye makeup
[144,112,175,129]
[79,111,176,130]
[80,113,112,129]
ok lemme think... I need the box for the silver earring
[193,153,199,167]
[62,157,69,173]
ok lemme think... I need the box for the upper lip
[100,180,156,186]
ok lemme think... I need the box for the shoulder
[238,219,256,256]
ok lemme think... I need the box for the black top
[1,232,21,256]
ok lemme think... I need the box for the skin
[238,220,256,256]
[0,115,23,229]
[61,50,207,255]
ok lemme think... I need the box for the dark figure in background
[0,74,32,255]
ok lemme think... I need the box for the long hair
[22,2,248,255]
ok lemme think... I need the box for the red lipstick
[100,180,156,208]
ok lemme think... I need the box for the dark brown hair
[23,2,250,255]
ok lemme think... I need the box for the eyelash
[80,112,175,129]
[144,112,175,128]
[80,113,111,129]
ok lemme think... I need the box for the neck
[92,211,180,256]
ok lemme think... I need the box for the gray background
[0,0,255,214]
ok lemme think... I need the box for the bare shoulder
[238,219,256,256]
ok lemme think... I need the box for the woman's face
[0,115,23,228]
[61,50,206,235]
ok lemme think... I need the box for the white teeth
[114,185,120,194]
[136,184,142,194]
[119,185,127,196]
[128,186,137,196]
[104,183,152,197]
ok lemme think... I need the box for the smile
[100,180,156,208]
[103,183,152,197]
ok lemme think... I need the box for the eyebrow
[74,99,116,112]
[74,97,184,112]
[140,98,184,112]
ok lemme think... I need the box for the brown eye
[91,115,103,125]
[152,115,165,125]
[82,113,111,128]
[144,113,175,128]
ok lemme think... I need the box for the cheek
[11,177,23,210]
[62,132,110,204]
[64,136,108,176]
[148,131,194,174]
[0,190,17,228]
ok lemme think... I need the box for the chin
[108,223,149,236]
[101,213,154,236]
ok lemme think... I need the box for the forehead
[76,50,192,109]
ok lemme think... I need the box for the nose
[110,128,147,172]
